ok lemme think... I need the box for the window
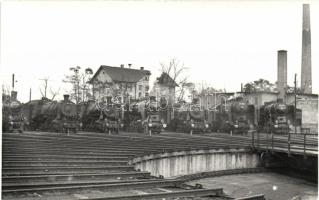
[145,86,149,91]
[145,76,149,81]
[139,85,143,91]
[138,92,142,98]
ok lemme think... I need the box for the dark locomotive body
[124,97,166,134]
[258,100,302,134]
[143,99,167,134]
[23,95,79,133]
[2,91,25,133]
[79,98,122,134]
[124,104,144,133]
[229,98,255,134]
[175,103,209,134]
[206,97,255,134]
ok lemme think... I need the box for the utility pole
[12,74,15,90]
[29,88,32,102]
[294,73,297,135]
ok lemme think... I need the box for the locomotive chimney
[120,64,124,68]
[140,67,144,70]
[128,63,132,68]
[11,91,17,101]
[63,94,70,101]
[277,50,287,102]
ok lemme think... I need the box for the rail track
[1,131,281,199]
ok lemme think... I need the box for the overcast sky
[1,0,318,103]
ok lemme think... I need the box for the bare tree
[195,81,223,96]
[38,77,61,100]
[2,84,11,96]
[49,87,61,100]
[39,77,49,98]
[63,66,93,103]
[2,84,11,102]
[159,58,191,102]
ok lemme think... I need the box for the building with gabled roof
[151,72,178,124]
[89,65,151,101]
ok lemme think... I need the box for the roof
[89,65,151,83]
[156,72,178,87]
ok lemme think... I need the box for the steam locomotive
[2,91,26,133]
[123,96,167,134]
[174,100,209,134]
[22,95,79,133]
[258,100,302,134]
[78,97,122,134]
[143,97,167,134]
[214,97,255,134]
[124,103,144,133]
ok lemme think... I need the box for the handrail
[251,131,318,156]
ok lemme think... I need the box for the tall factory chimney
[301,4,312,94]
[277,50,287,101]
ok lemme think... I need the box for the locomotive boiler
[23,95,79,133]
[2,91,25,133]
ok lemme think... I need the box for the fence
[250,129,318,156]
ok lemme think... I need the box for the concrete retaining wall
[131,148,260,178]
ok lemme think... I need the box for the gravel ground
[187,172,318,200]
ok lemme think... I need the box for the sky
[1,0,318,103]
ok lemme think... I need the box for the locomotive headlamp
[274,125,278,128]
[191,124,195,128]
[148,123,152,127]
[10,122,14,125]
[163,124,167,128]
[106,123,109,127]
[234,125,239,128]
[121,123,124,127]
[205,124,209,128]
